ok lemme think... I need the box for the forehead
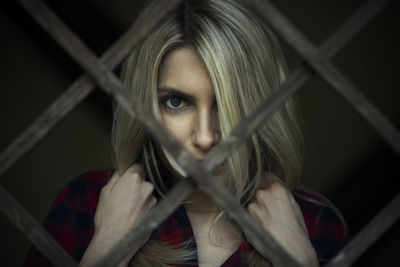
[158,47,214,97]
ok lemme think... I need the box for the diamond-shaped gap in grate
[248,0,400,156]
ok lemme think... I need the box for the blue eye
[165,96,184,109]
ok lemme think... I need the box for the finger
[142,182,155,196]
[138,195,157,220]
[125,164,145,178]
[258,172,285,191]
[143,196,157,211]
[290,195,308,232]
[103,171,120,192]
[120,164,145,185]
[268,179,292,201]
[129,182,155,208]
[258,172,276,189]
[255,185,290,209]
[131,163,145,177]
[248,202,271,226]
[268,173,286,188]
[255,189,272,214]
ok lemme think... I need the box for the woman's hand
[80,164,157,267]
[247,173,319,267]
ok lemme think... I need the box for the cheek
[161,113,192,144]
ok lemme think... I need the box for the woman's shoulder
[292,186,350,264]
[24,170,114,266]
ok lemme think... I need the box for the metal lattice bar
[0,76,93,179]
[318,0,391,57]
[248,0,400,156]
[0,0,185,179]
[17,0,303,266]
[0,185,77,267]
[326,194,400,267]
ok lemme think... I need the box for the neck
[185,188,219,216]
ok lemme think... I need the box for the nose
[192,109,219,152]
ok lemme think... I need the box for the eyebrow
[157,86,196,102]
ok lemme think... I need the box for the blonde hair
[112,0,303,265]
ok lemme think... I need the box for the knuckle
[100,185,109,194]
[128,172,142,184]
[248,202,254,210]
[133,172,142,180]
[248,202,257,212]
[127,163,144,175]
[101,183,109,191]
[126,166,138,176]
[255,190,266,202]
[151,197,157,207]
[269,180,284,193]
[143,182,154,192]
[99,188,109,199]
[248,203,260,217]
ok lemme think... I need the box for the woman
[25,0,349,266]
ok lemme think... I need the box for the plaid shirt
[24,170,349,266]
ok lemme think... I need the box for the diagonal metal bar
[319,0,392,58]
[249,0,400,156]
[18,0,302,266]
[96,178,195,267]
[326,194,400,267]
[0,0,185,179]
[205,0,391,172]
[0,184,78,267]
[0,78,93,179]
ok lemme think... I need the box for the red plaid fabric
[24,170,349,266]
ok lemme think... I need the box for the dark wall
[0,0,399,266]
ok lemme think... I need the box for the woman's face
[158,46,220,164]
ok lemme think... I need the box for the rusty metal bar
[0,184,77,267]
[205,0,391,172]
[0,0,185,179]
[248,0,400,157]
[17,0,302,266]
[326,194,400,267]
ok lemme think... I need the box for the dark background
[0,0,399,266]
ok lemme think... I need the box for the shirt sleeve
[23,185,77,266]
[23,171,109,266]
[313,203,350,266]
[292,187,351,266]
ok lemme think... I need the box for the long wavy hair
[112,0,304,265]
